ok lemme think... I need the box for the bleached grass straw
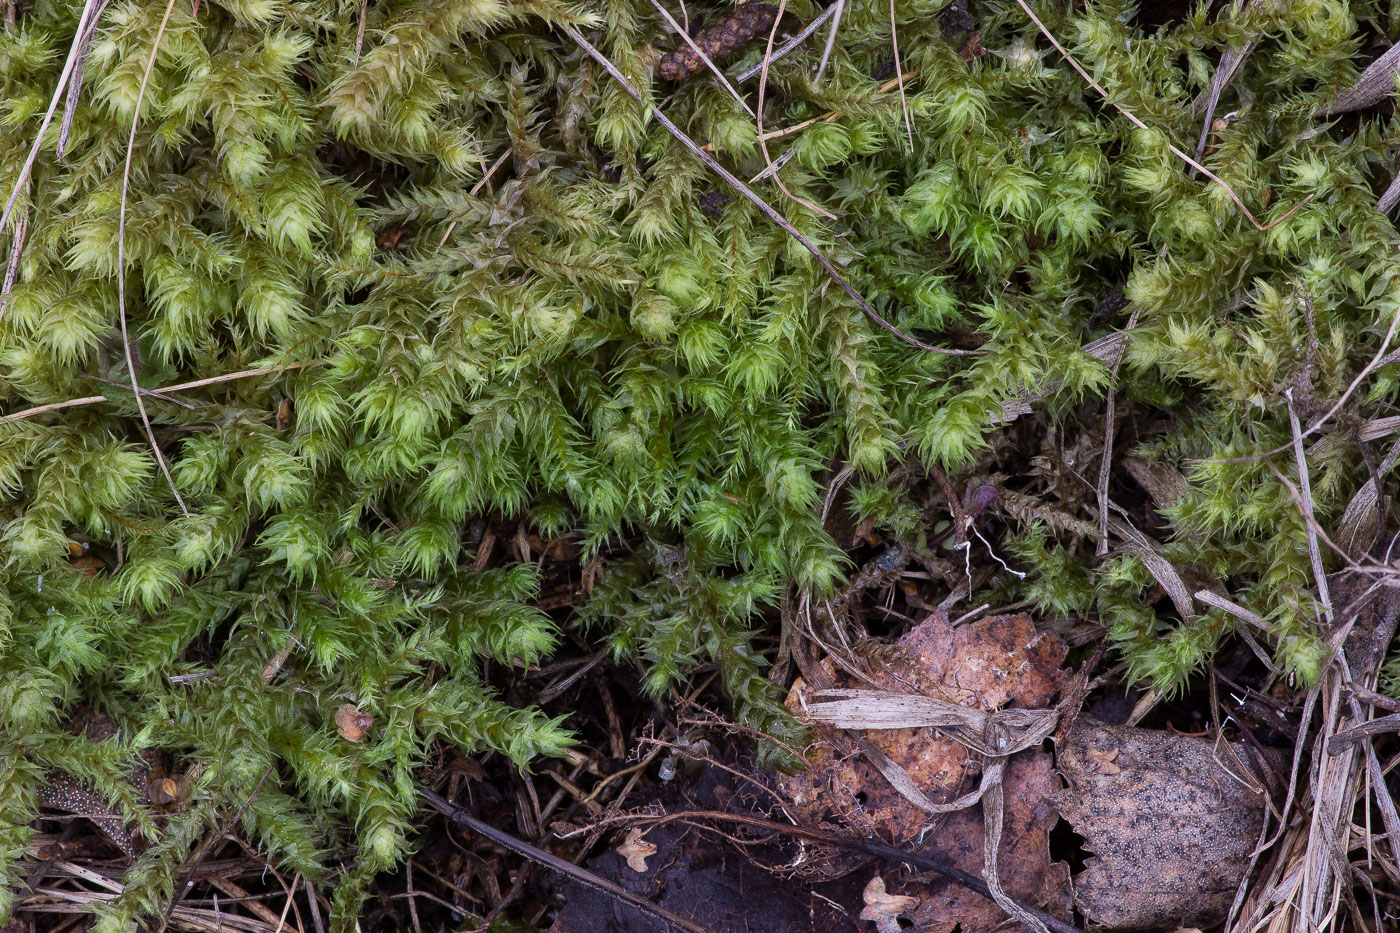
[0,0,106,236]
[1,362,312,424]
[117,0,188,516]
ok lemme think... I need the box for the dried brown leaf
[335,704,374,743]
[775,612,1072,932]
[860,876,919,933]
[617,828,657,873]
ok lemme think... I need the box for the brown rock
[1054,722,1268,930]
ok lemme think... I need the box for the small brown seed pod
[658,4,779,81]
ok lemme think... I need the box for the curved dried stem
[117,0,188,516]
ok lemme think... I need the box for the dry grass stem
[1286,387,1331,620]
[0,0,106,236]
[813,0,844,85]
[436,148,513,250]
[117,0,187,517]
[888,0,912,152]
[1012,0,1310,233]
[0,185,27,320]
[1,362,311,424]
[756,0,837,220]
[704,68,919,153]
[734,0,839,82]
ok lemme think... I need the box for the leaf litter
[771,609,1272,932]
[775,610,1072,932]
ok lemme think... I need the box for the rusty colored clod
[658,4,778,81]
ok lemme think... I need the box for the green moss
[3,0,1400,926]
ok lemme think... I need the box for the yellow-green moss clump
[1,0,1396,927]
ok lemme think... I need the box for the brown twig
[564,27,971,357]
[420,788,718,933]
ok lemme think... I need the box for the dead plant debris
[775,610,1073,931]
[657,3,780,81]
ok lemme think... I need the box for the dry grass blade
[0,0,105,236]
[353,0,369,64]
[802,685,1055,933]
[1379,173,1400,214]
[1285,386,1332,620]
[981,771,1049,933]
[56,0,112,161]
[734,0,839,82]
[704,67,918,153]
[647,0,755,117]
[1095,308,1140,555]
[1320,42,1400,116]
[805,688,1057,754]
[888,0,912,152]
[0,361,311,424]
[1325,712,1400,753]
[565,26,974,355]
[1109,517,1197,620]
[756,0,838,220]
[813,0,843,85]
[0,186,27,320]
[1012,0,1310,233]
[117,0,188,518]
[1194,589,1270,633]
[436,147,511,250]
[1336,432,1400,559]
[1234,546,1400,932]
[747,147,796,183]
[1190,0,1266,162]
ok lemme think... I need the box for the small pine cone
[658,4,779,81]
